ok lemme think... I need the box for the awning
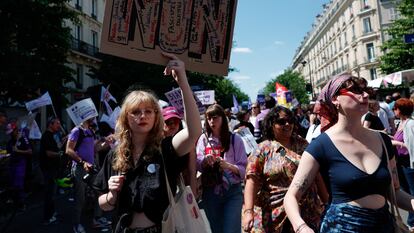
[367,69,414,88]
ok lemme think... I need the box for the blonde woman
[93,53,201,233]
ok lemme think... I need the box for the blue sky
[227,0,328,101]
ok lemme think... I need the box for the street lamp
[301,60,315,99]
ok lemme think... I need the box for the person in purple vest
[66,117,110,233]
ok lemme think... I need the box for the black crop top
[305,132,394,204]
[92,137,188,225]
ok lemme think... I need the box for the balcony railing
[71,38,100,58]
[91,13,97,20]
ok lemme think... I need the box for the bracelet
[295,223,307,233]
[243,208,254,215]
[106,193,116,207]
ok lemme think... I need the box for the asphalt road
[0,186,113,233]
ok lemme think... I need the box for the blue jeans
[403,166,414,227]
[320,202,394,233]
[199,183,243,233]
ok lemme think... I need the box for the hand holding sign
[162,52,186,84]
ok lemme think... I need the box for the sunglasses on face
[274,117,294,125]
[338,85,366,96]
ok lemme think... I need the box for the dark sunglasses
[275,117,294,125]
[338,85,366,95]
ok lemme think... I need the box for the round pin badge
[147,164,156,173]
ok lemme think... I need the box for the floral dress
[245,136,323,233]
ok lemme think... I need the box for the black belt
[123,225,161,233]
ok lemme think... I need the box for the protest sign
[165,88,205,116]
[25,92,53,111]
[194,90,215,105]
[100,0,237,76]
[66,98,98,126]
[235,127,258,155]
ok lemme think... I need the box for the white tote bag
[162,172,210,233]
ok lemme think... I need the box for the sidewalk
[1,186,113,233]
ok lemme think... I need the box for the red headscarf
[313,73,353,132]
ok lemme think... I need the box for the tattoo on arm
[294,177,309,193]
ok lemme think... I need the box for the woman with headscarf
[284,73,414,233]
[242,106,325,233]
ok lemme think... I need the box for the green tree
[379,0,414,74]
[263,69,309,104]
[0,0,77,105]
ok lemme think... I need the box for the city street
[0,185,113,233]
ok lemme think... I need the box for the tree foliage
[379,0,414,74]
[263,69,309,104]
[0,0,77,104]
[89,55,248,109]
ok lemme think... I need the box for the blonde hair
[113,90,164,172]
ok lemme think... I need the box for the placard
[194,90,215,105]
[100,0,238,76]
[66,98,98,126]
[165,88,205,116]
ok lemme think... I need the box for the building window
[75,0,82,11]
[390,8,399,20]
[92,0,97,19]
[76,64,84,89]
[363,17,372,33]
[362,0,369,9]
[366,43,375,62]
[75,24,82,40]
[352,24,356,40]
[349,4,354,18]
[91,30,98,47]
[370,68,377,80]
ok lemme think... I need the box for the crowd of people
[0,55,414,233]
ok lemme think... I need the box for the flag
[232,95,239,113]
[25,92,53,111]
[275,82,288,95]
[101,86,117,115]
[275,83,290,107]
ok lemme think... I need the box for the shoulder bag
[380,132,410,233]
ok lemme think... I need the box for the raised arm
[162,52,202,156]
[284,152,320,233]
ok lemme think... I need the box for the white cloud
[274,40,285,46]
[232,47,253,53]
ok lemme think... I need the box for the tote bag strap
[379,132,402,219]
[160,152,175,206]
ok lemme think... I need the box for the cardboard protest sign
[165,88,205,116]
[235,127,258,155]
[101,0,238,76]
[66,98,98,126]
[194,90,215,105]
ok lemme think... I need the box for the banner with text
[194,90,215,105]
[100,0,238,76]
[66,98,98,126]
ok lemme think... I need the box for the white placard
[194,90,215,105]
[25,92,53,111]
[66,98,98,126]
[235,127,258,155]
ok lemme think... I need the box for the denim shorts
[320,202,394,233]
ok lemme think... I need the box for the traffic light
[305,83,312,94]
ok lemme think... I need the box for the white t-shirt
[378,101,394,133]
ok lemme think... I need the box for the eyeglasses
[129,108,157,118]
[274,117,294,125]
[338,85,366,96]
[165,118,180,126]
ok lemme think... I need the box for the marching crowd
[1,54,414,233]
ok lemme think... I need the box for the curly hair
[113,90,164,172]
[262,106,297,141]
